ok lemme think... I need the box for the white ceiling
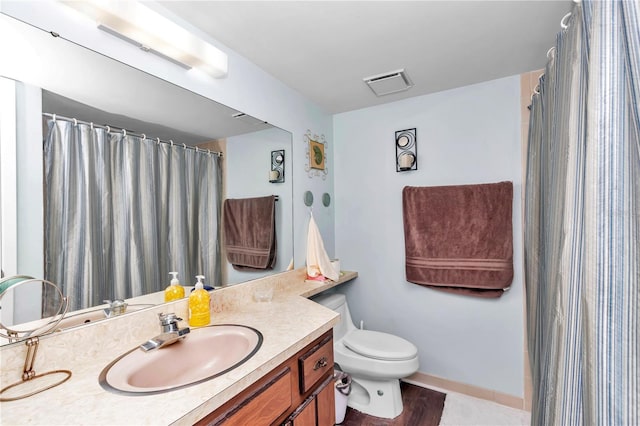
[157,1,573,114]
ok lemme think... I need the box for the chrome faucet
[140,313,190,352]
[103,299,128,318]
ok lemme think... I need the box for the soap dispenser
[164,271,185,302]
[188,275,210,327]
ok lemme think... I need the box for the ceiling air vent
[363,69,414,97]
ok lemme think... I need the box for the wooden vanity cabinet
[195,330,335,426]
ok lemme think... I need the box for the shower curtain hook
[122,129,126,136]
[546,46,555,59]
[182,143,186,150]
[560,12,571,29]
[156,137,160,145]
[90,122,94,130]
[52,114,57,122]
[170,140,174,146]
[106,126,111,133]
[73,118,78,126]
[141,133,146,140]
[195,146,199,153]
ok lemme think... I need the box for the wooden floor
[339,382,446,426]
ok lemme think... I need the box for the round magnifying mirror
[0,276,67,343]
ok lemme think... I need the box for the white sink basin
[99,325,262,394]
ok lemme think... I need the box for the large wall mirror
[0,14,293,346]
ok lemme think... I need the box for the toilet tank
[312,292,355,341]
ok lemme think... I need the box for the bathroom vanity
[0,269,357,425]
[197,330,335,425]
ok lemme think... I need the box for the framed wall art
[304,130,328,180]
[309,139,325,170]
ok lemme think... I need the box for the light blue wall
[226,128,294,284]
[333,75,524,397]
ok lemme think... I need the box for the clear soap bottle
[164,271,185,302]
[188,275,211,327]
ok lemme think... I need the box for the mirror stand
[0,336,72,402]
[0,277,72,401]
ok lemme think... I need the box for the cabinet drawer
[298,335,333,394]
[211,367,292,426]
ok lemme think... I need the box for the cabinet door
[315,376,335,426]
[287,397,317,426]
[208,367,292,426]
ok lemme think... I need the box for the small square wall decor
[269,149,285,183]
[396,128,417,172]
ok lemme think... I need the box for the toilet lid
[343,330,418,361]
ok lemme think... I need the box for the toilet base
[347,376,404,419]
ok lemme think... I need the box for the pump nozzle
[169,271,179,284]
[195,275,205,290]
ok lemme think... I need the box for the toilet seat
[343,330,418,361]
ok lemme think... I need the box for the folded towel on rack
[402,182,513,298]
[223,195,277,271]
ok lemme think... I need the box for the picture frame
[309,139,325,170]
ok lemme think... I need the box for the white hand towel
[306,214,339,281]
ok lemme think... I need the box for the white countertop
[0,270,357,425]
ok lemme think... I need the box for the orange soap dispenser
[188,275,211,327]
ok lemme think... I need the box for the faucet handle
[103,299,127,316]
[158,312,182,326]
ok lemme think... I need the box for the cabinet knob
[313,356,328,371]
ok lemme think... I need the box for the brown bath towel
[223,196,277,270]
[402,182,513,298]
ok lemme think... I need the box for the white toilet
[313,292,419,419]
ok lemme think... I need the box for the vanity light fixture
[270,150,285,183]
[60,0,228,78]
[396,128,417,172]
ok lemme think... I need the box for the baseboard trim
[403,372,527,411]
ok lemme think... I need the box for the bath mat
[340,382,446,426]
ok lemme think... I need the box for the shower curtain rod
[42,113,223,157]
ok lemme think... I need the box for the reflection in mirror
[0,276,67,344]
[0,14,293,345]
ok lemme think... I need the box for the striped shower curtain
[525,1,639,424]
[44,119,222,311]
